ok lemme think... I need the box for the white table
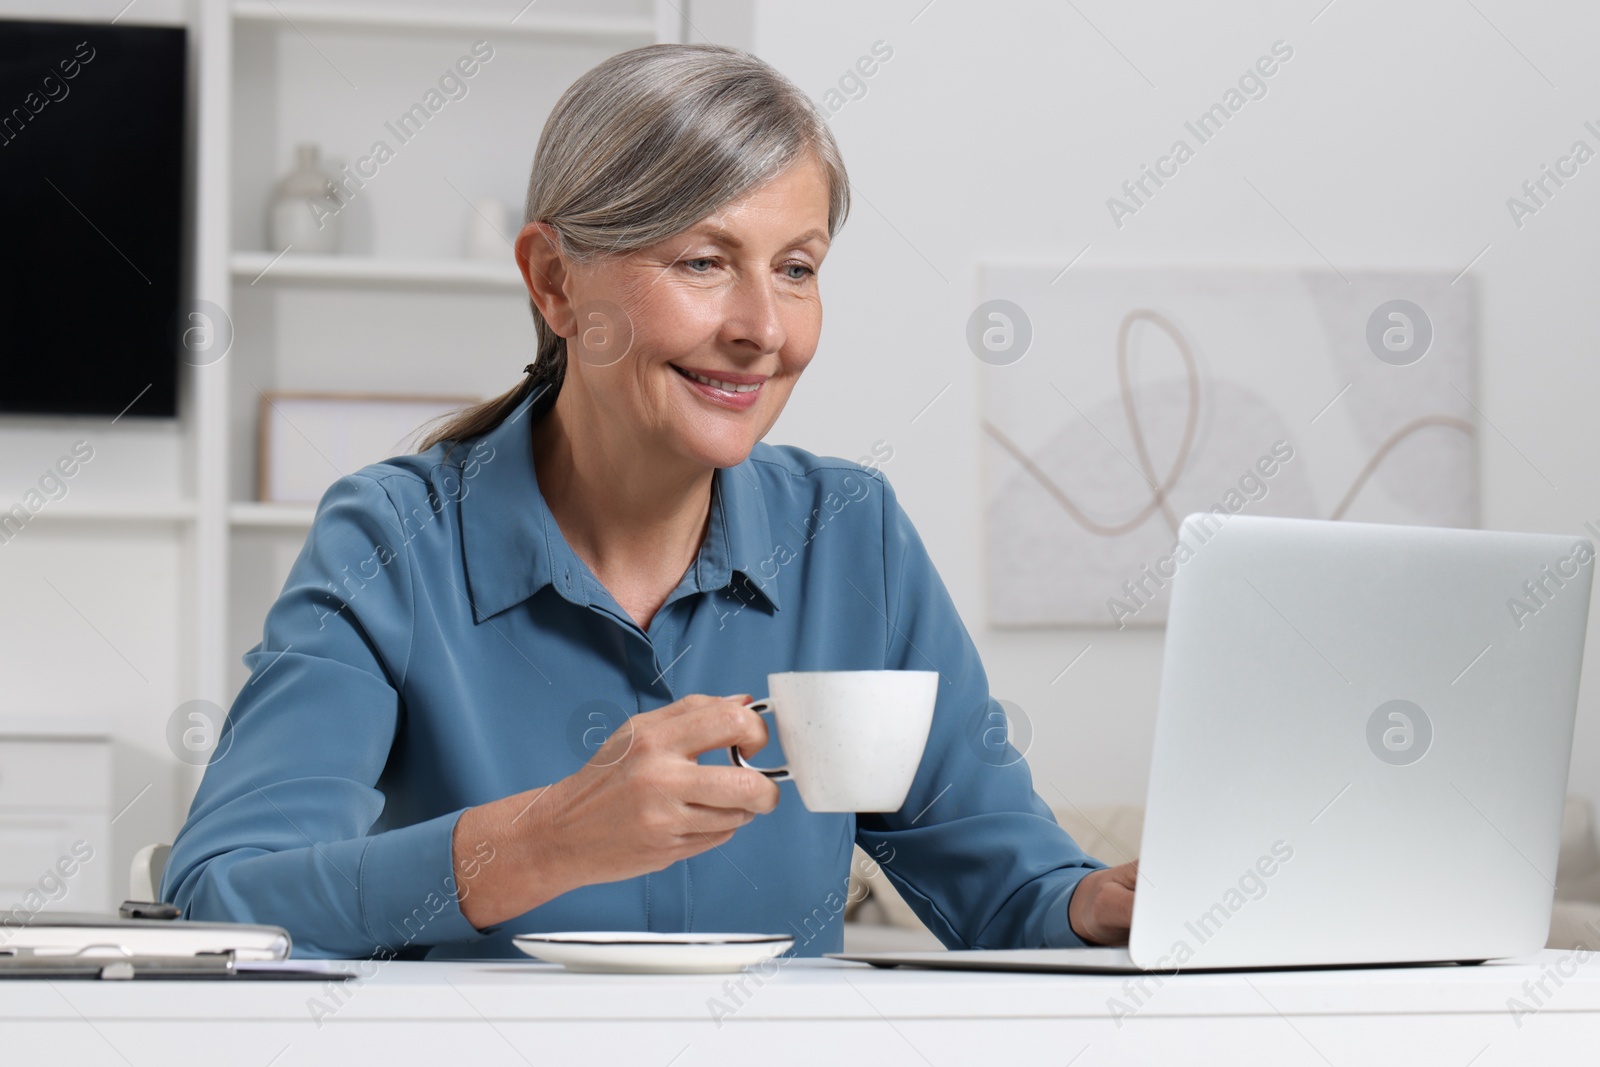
[1,952,1596,1065]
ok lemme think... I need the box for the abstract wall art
[977,266,1477,627]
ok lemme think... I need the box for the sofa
[842,797,1600,953]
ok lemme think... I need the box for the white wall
[735,1,1600,813]
[5,0,1599,892]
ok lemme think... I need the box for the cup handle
[728,699,791,781]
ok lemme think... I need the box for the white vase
[268,143,343,253]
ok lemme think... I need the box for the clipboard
[0,951,350,981]
[0,904,353,981]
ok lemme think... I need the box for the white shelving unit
[193,0,680,770]
[0,0,683,879]
[231,1,660,41]
[230,250,526,291]
[27,502,201,524]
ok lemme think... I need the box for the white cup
[728,670,939,812]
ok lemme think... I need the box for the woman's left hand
[1067,860,1138,946]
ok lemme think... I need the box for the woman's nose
[722,274,786,355]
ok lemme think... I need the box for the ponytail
[416,319,566,454]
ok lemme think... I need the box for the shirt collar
[459,387,781,623]
[702,458,782,613]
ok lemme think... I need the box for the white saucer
[511,931,794,974]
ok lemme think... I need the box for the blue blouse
[161,388,1105,959]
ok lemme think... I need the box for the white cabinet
[0,731,113,915]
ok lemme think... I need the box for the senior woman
[162,43,1135,959]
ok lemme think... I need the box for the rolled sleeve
[853,471,1107,949]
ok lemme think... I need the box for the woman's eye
[784,263,815,280]
[683,257,716,273]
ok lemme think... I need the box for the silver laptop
[833,514,1594,973]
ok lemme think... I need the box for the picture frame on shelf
[256,391,479,504]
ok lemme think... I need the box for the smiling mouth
[671,365,764,393]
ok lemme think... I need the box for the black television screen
[0,19,186,419]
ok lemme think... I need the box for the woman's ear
[515,221,576,336]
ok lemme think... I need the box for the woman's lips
[671,364,765,411]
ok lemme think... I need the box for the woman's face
[528,154,832,471]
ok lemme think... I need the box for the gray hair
[420,43,850,451]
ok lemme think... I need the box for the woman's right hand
[452,693,781,930]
